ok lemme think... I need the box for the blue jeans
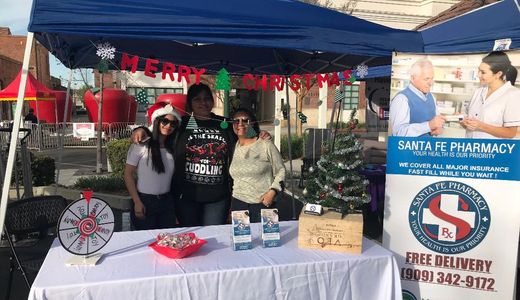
[131,192,176,230]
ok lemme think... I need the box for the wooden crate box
[298,209,363,254]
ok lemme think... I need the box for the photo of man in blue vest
[389,58,446,137]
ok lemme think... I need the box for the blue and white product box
[231,210,252,251]
[261,209,280,247]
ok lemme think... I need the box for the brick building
[0,27,51,120]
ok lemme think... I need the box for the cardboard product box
[298,209,363,254]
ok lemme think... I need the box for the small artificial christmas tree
[301,109,370,214]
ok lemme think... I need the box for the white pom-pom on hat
[147,102,181,127]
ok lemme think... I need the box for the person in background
[461,51,520,139]
[124,102,181,230]
[229,108,285,223]
[389,58,446,137]
[132,83,271,227]
[24,108,38,124]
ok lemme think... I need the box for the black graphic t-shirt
[172,115,236,203]
[185,128,227,185]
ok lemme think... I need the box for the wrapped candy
[156,233,199,249]
[149,232,206,258]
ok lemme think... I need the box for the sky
[0,0,92,88]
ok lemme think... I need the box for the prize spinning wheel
[57,190,115,255]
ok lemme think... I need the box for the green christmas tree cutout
[186,113,199,130]
[301,109,369,214]
[136,89,148,104]
[246,123,257,138]
[215,68,231,91]
[97,59,109,74]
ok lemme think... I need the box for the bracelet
[269,188,279,195]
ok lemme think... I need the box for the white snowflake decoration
[96,42,116,60]
[355,63,369,78]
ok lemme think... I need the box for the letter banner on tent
[384,51,520,300]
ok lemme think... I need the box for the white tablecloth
[29,221,401,300]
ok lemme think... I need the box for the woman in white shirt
[461,51,520,139]
[124,103,181,230]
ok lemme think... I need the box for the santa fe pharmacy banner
[384,137,520,300]
[383,51,520,300]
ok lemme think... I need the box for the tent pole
[96,74,104,174]
[0,32,34,236]
[284,77,297,220]
[55,69,73,193]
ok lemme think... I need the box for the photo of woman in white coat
[461,51,520,139]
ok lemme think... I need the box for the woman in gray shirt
[229,108,286,222]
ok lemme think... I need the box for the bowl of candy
[149,232,207,259]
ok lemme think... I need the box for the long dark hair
[147,116,176,173]
[186,83,214,113]
[482,51,518,85]
[232,108,260,137]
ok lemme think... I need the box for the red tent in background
[0,69,61,122]
[0,70,55,101]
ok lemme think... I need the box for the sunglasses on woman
[159,118,178,127]
[232,118,250,125]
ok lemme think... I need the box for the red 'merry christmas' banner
[120,52,356,91]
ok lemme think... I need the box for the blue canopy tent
[27,0,423,75]
[1,0,426,234]
[421,0,520,53]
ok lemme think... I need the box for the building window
[342,84,359,110]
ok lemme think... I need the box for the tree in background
[301,109,369,214]
[293,1,358,136]
[300,0,358,15]
[291,77,317,136]
[75,84,92,107]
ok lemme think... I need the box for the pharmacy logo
[408,181,491,254]
[402,290,417,300]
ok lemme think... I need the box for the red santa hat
[147,102,181,126]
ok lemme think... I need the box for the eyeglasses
[159,118,178,127]
[232,118,250,125]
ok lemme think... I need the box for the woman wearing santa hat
[132,83,271,227]
[124,102,181,230]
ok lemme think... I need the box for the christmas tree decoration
[348,74,357,84]
[186,113,199,130]
[215,68,231,91]
[246,122,257,138]
[136,89,148,104]
[301,109,369,214]
[334,86,345,103]
[273,119,280,126]
[355,63,369,79]
[297,111,307,124]
[97,59,109,74]
[220,119,229,129]
[309,166,314,173]
[302,188,308,195]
